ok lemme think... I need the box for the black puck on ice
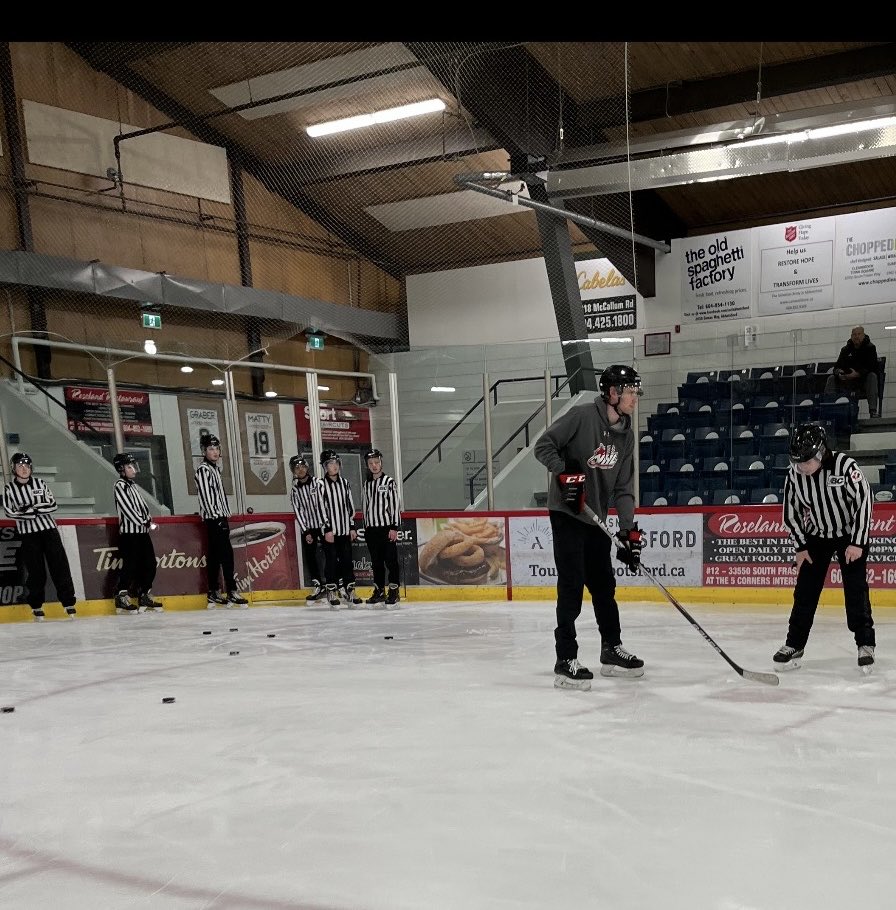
[230,627,238,632]
[1,706,14,713]
[229,650,239,655]
[162,697,175,704]
[203,630,212,635]
[384,635,393,640]
[267,633,276,638]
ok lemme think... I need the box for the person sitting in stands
[824,325,881,418]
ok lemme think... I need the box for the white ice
[1,600,895,910]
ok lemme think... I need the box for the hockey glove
[558,472,586,513]
[615,524,643,569]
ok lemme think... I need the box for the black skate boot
[773,644,804,671]
[306,581,326,604]
[226,590,249,609]
[554,658,594,690]
[343,583,363,608]
[365,586,386,605]
[326,584,341,609]
[115,591,140,615]
[138,592,164,612]
[600,643,645,678]
[384,583,400,608]
[207,590,228,609]
[32,609,45,622]
[858,644,875,674]
[64,606,77,619]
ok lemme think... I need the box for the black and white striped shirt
[3,477,59,533]
[114,477,151,534]
[362,473,401,530]
[291,476,327,532]
[195,460,231,520]
[321,474,356,536]
[784,451,872,549]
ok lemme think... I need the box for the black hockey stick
[582,504,779,686]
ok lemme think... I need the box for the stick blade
[740,668,780,686]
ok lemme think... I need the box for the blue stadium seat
[733,455,770,490]
[642,490,673,507]
[749,395,784,426]
[701,456,733,490]
[758,423,792,457]
[676,489,707,506]
[693,426,725,459]
[750,487,783,504]
[712,488,749,504]
[656,428,690,462]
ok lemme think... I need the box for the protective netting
[0,41,635,398]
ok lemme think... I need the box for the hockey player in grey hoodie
[534,364,646,689]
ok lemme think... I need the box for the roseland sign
[65,385,153,436]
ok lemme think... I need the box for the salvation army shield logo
[784,225,797,242]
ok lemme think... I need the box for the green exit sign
[307,333,325,350]
[142,312,162,330]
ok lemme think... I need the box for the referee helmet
[789,424,827,464]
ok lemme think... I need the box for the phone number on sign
[831,566,896,586]
[584,313,635,331]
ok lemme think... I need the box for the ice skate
[64,607,77,620]
[115,591,140,615]
[207,590,228,609]
[138,592,163,612]
[599,643,644,678]
[305,582,326,604]
[773,644,804,671]
[365,586,385,605]
[554,658,593,690]
[226,591,249,609]
[858,644,875,674]
[384,584,400,608]
[343,583,363,608]
[32,609,45,622]
[326,584,341,609]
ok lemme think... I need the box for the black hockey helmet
[789,424,827,464]
[320,449,341,467]
[599,364,643,401]
[200,433,221,451]
[10,452,32,469]
[113,452,138,474]
[364,448,383,463]
[289,455,309,471]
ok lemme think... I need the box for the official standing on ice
[319,450,362,607]
[774,423,876,672]
[2,452,78,621]
[112,453,163,614]
[361,448,402,607]
[195,433,248,609]
[534,365,645,689]
[289,455,327,603]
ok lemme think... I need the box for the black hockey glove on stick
[615,524,643,569]
[581,503,779,687]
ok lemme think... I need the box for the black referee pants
[365,526,400,589]
[117,532,157,595]
[323,534,355,587]
[21,528,76,610]
[204,518,236,594]
[300,528,324,587]
[786,535,875,650]
[549,509,621,661]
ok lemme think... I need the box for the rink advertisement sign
[678,230,752,323]
[294,404,372,445]
[507,512,704,588]
[702,506,896,587]
[350,519,420,587]
[65,385,153,436]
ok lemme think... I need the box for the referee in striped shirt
[774,423,876,672]
[195,433,247,608]
[319,450,361,605]
[361,448,402,606]
[289,455,327,602]
[2,452,78,621]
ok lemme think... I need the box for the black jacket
[835,334,878,379]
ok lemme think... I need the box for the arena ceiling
[68,41,896,299]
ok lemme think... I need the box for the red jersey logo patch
[587,444,619,469]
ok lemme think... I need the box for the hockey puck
[161,697,175,704]
[267,633,276,638]
[1,706,14,713]
[229,650,239,656]
[384,635,393,640]
[230,627,238,632]
[203,630,212,635]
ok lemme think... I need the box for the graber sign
[294,403,371,445]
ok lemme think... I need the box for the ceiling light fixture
[317,385,330,391]
[306,98,446,138]
[431,385,456,393]
[180,365,194,373]
[211,378,225,386]
[143,339,157,355]
[264,390,278,398]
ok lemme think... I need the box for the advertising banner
[416,516,507,585]
[576,256,638,334]
[350,518,420,587]
[833,207,896,307]
[0,522,85,606]
[507,512,703,588]
[678,230,752,323]
[65,385,153,436]
[238,402,286,495]
[295,403,372,446]
[757,218,834,315]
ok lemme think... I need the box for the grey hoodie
[533,395,636,529]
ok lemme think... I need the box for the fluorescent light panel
[307,98,445,137]
[431,385,456,393]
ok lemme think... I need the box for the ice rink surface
[1,599,895,910]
